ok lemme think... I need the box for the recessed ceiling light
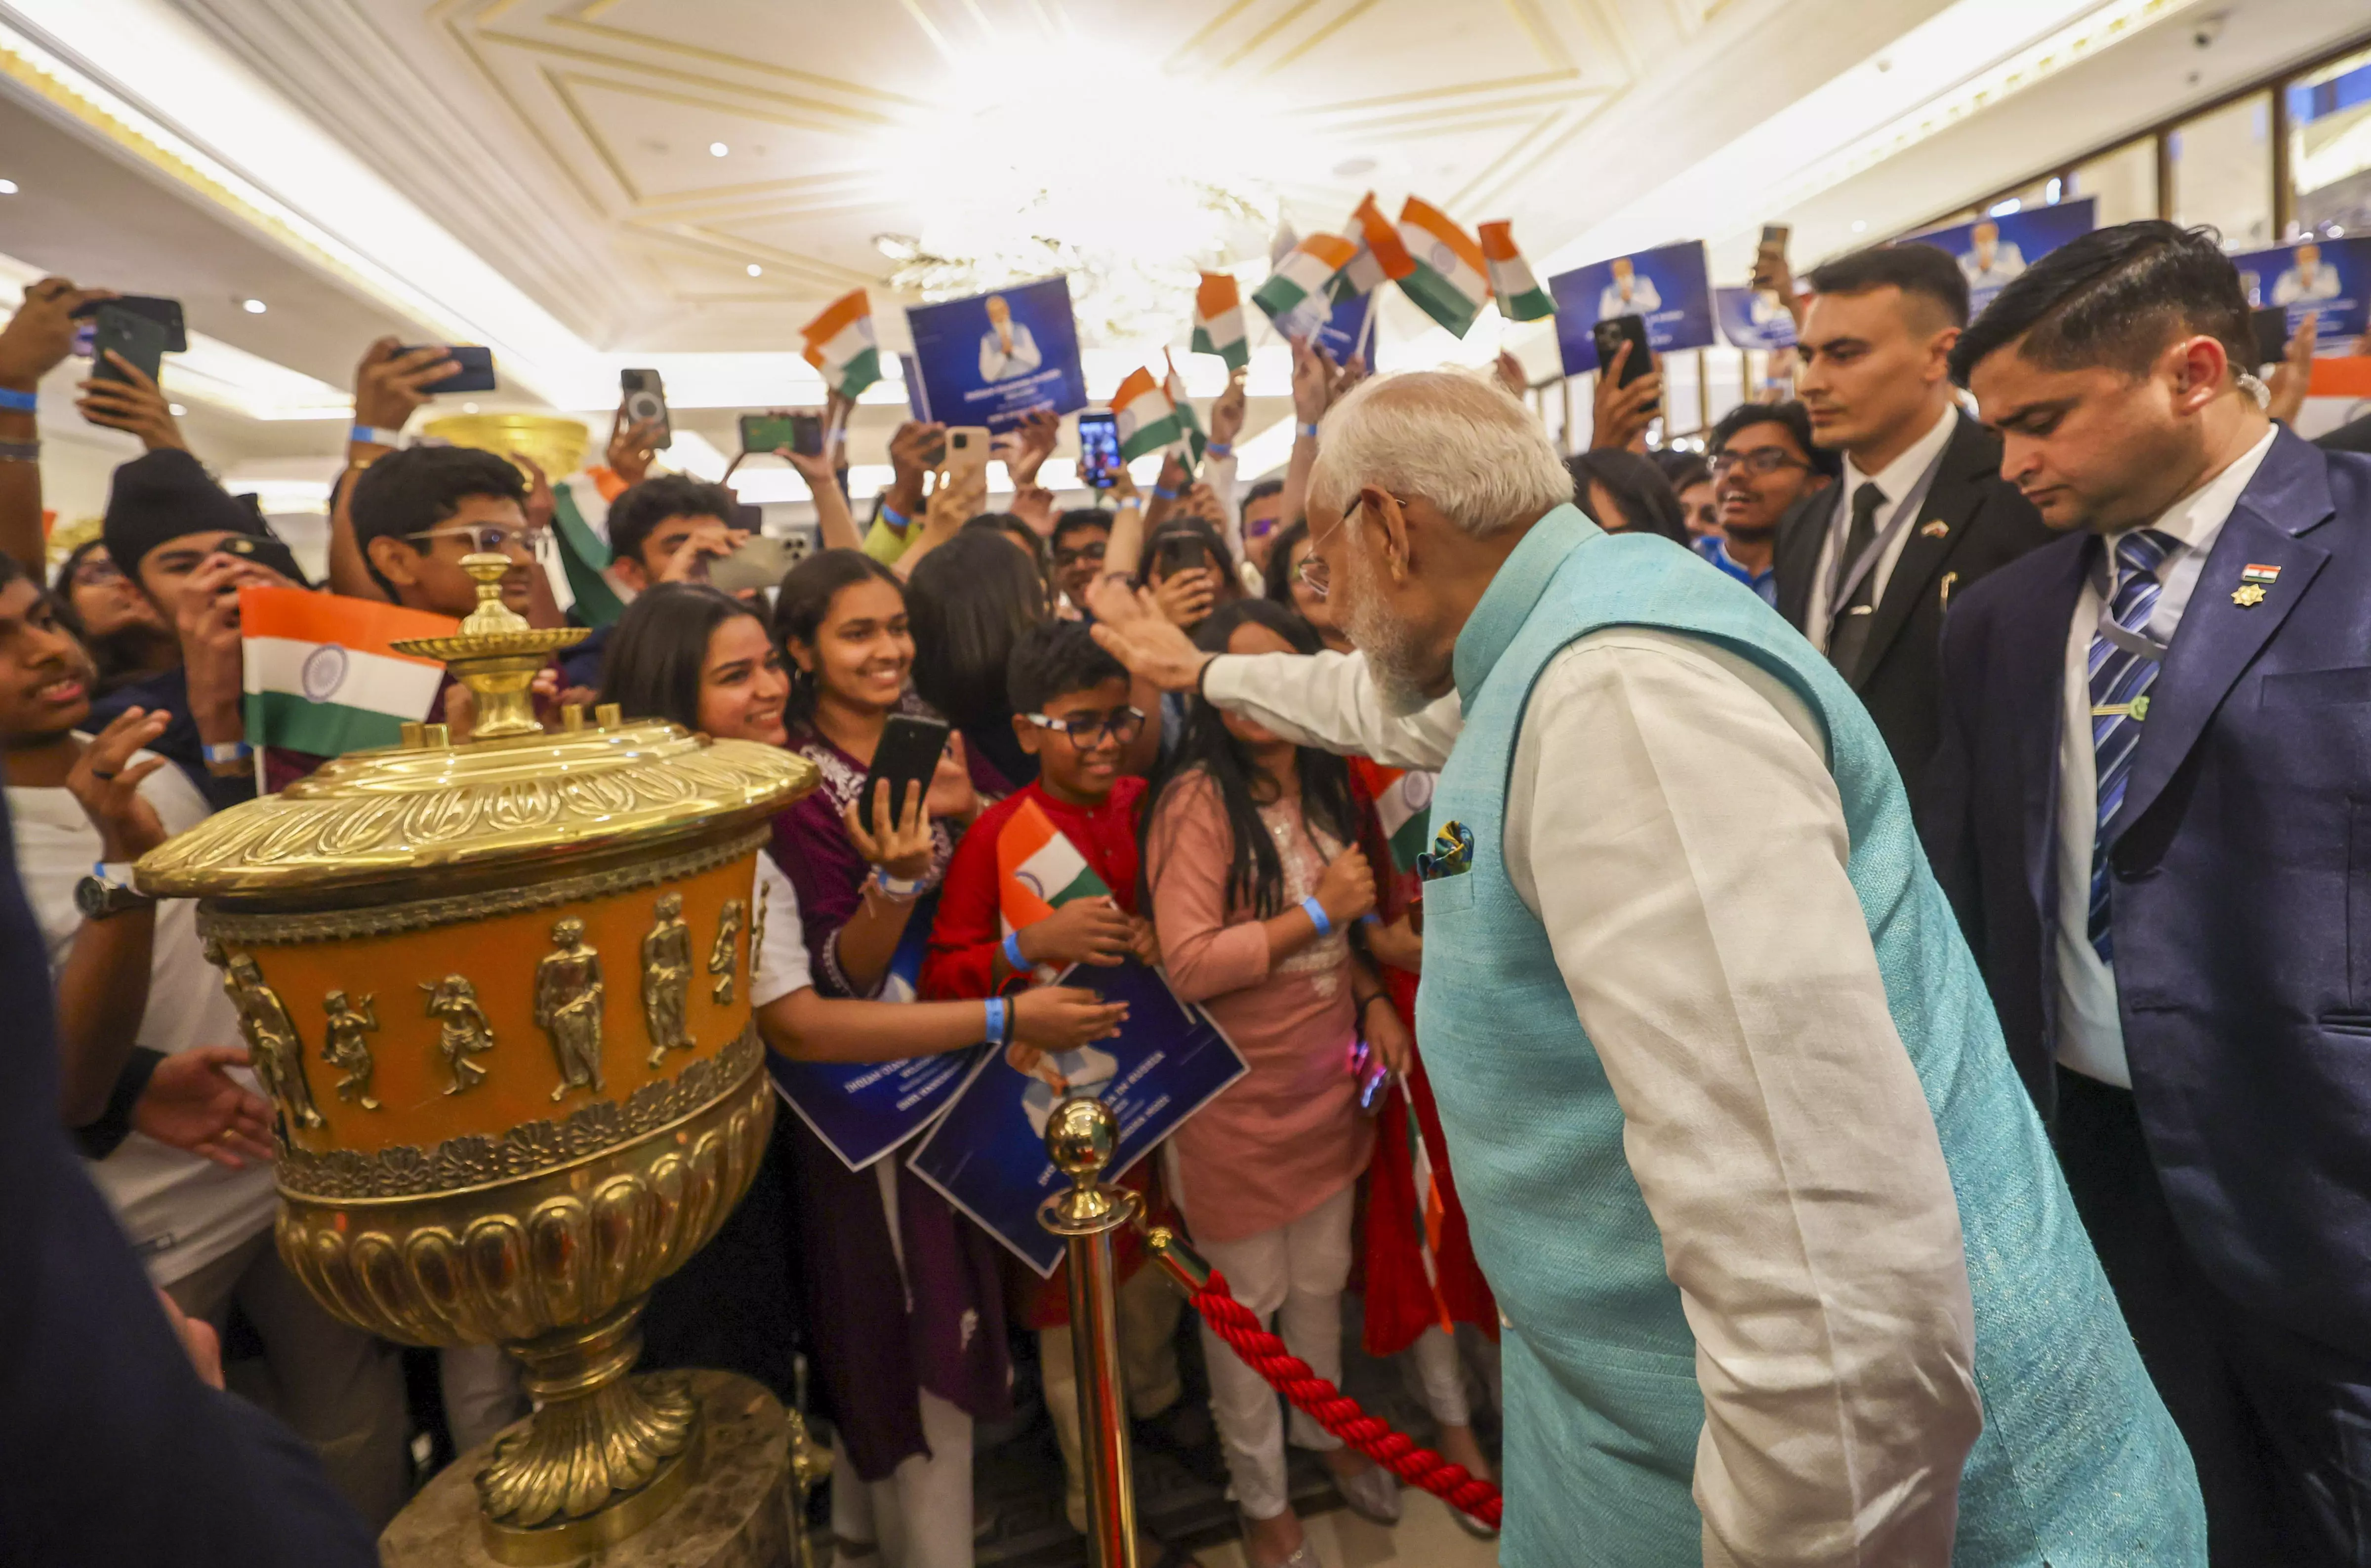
[1332,156,1376,178]
[1851,220,1868,233]
[874,233,920,261]
[241,297,267,314]
[0,179,17,196]
[746,263,763,277]
[709,141,729,158]
[463,402,480,413]
[167,402,186,416]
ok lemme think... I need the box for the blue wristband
[0,387,36,413]
[1204,440,1232,459]
[880,502,911,531]
[982,998,1006,1045]
[1297,422,1320,440]
[1003,929,1026,970]
[1301,895,1333,937]
[350,423,405,448]
[1152,485,1178,500]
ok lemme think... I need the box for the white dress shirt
[1803,403,1959,651]
[2052,427,2278,1087]
[1206,636,1980,1565]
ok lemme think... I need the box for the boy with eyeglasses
[921,621,1211,1560]
[1699,400,1839,605]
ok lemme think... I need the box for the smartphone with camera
[395,344,496,395]
[2251,306,2290,367]
[857,714,952,837]
[706,533,800,595]
[1156,532,1212,578]
[738,412,817,456]
[1594,314,1658,413]
[72,294,186,354]
[621,367,672,449]
[90,305,169,391]
[943,425,991,489]
[1075,409,1122,490]
[1759,223,1791,255]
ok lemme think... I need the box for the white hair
[1306,370,1573,538]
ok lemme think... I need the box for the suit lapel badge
[1919,519,1950,539]
[2233,563,2279,608]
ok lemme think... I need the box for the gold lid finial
[387,552,588,743]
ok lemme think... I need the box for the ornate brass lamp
[137,557,817,1563]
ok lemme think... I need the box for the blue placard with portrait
[1905,198,2095,318]
[2231,236,2371,343]
[904,276,1089,432]
[904,957,1248,1275]
[765,892,985,1170]
[1716,286,1799,350]
[1550,240,1717,374]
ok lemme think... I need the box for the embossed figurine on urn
[136,557,817,1564]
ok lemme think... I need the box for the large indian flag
[1477,220,1556,322]
[1191,272,1249,372]
[799,288,883,399]
[239,587,456,759]
[1112,367,1185,463]
[1252,233,1357,328]
[1396,198,1491,337]
[998,797,1112,935]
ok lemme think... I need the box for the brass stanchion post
[1038,1097,1144,1568]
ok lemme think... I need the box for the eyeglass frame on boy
[1022,704,1145,744]
[1708,447,1811,479]
[402,522,552,559]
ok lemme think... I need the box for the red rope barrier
[1190,1266,1503,1531]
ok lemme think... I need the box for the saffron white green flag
[1478,221,1556,322]
[1335,192,1414,302]
[799,289,883,399]
[1252,233,1357,327]
[238,586,456,762]
[1112,367,1185,463]
[1191,272,1249,372]
[1165,350,1205,469]
[1396,198,1492,338]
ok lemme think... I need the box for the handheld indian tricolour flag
[999,796,1113,977]
[239,587,457,762]
[799,288,883,401]
[1477,220,1556,322]
[1112,367,1186,464]
[1252,233,1357,330]
[1396,198,1492,338]
[1336,192,1415,303]
[1190,272,1249,372]
[1164,351,1206,470]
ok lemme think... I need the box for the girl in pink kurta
[1140,601,1412,1568]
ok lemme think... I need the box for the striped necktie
[2087,527,2176,963]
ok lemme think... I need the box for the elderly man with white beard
[1090,369,2201,1568]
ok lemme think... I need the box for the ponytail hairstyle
[769,547,904,734]
[1141,597,1361,919]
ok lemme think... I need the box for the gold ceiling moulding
[1282,68,1595,120]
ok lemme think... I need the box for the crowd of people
[4,215,2371,1568]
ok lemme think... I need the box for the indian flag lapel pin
[2232,563,2280,608]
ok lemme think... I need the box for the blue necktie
[2087,528,2176,963]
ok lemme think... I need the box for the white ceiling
[0,0,2365,493]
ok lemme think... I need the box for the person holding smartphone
[766,549,1015,1566]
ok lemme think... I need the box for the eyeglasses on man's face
[405,523,552,559]
[70,556,128,589]
[1051,539,1107,569]
[1023,705,1145,745]
[1709,447,1810,479]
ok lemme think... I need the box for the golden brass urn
[136,559,815,1562]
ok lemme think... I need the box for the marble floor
[1189,1491,1501,1567]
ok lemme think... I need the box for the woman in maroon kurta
[768,550,1008,1564]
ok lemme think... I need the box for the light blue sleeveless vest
[1415,506,2202,1567]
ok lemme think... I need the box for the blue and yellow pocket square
[1416,821,1474,882]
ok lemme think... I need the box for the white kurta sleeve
[1505,630,1979,1568]
[1199,649,1462,769]
[748,855,814,1009]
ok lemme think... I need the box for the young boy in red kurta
[920,621,1204,1548]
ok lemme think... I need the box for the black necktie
[1827,481,1887,677]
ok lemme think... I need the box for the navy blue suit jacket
[0,793,373,1565]
[1923,426,2371,1355]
